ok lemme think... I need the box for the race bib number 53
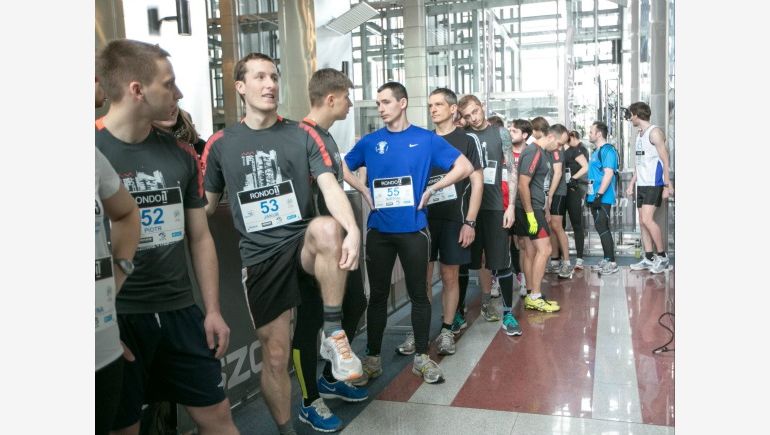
[238,180,302,232]
[132,187,185,250]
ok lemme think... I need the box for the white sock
[530,292,542,300]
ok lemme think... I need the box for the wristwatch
[464,219,476,228]
[113,258,135,276]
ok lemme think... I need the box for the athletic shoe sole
[411,368,445,384]
[501,323,523,336]
[395,347,415,356]
[298,414,341,433]
[558,272,573,279]
[319,392,368,403]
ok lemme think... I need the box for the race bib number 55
[132,187,185,250]
[373,176,414,209]
[238,180,302,232]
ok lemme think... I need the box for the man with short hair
[202,53,363,435]
[625,102,673,274]
[458,94,522,336]
[513,124,568,313]
[587,121,620,275]
[545,135,573,279]
[564,130,590,270]
[95,39,238,435]
[530,116,549,143]
[507,119,533,298]
[289,68,370,432]
[395,87,483,356]
[345,82,474,384]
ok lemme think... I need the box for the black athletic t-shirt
[203,117,334,267]
[465,125,504,211]
[427,128,482,222]
[96,119,206,314]
[515,143,549,211]
[299,118,345,216]
[564,143,589,182]
[547,149,567,196]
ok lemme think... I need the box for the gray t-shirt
[95,148,122,371]
[465,124,504,211]
[516,143,549,210]
[96,122,206,314]
[299,118,344,216]
[547,148,567,197]
[204,118,334,266]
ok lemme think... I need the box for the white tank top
[634,124,664,186]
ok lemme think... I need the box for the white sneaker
[630,257,654,271]
[591,259,608,271]
[650,255,670,274]
[574,258,584,270]
[320,330,363,382]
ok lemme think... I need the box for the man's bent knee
[187,399,237,434]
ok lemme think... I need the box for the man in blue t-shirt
[344,82,473,385]
[587,121,620,275]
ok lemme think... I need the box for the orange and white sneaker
[320,330,363,382]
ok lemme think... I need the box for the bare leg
[530,238,553,293]
[440,264,460,325]
[255,310,293,427]
[185,399,239,435]
[301,216,347,306]
[639,204,665,253]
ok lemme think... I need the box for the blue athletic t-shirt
[345,124,461,233]
[587,143,618,205]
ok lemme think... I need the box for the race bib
[373,176,414,209]
[565,167,572,183]
[238,180,302,232]
[502,168,509,182]
[587,180,594,195]
[95,257,117,332]
[427,174,457,205]
[132,187,185,250]
[484,160,498,184]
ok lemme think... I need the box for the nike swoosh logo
[409,144,419,148]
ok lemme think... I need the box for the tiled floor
[232,258,675,434]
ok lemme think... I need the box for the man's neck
[102,105,152,144]
[512,142,524,153]
[637,120,652,133]
[386,114,410,132]
[434,119,456,136]
[596,139,609,147]
[243,108,278,130]
[469,120,489,132]
[304,108,334,131]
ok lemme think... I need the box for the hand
[663,185,673,199]
[363,190,375,210]
[339,229,361,270]
[592,193,603,208]
[545,209,552,223]
[567,179,578,190]
[625,185,634,196]
[458,224,475,248]
[526,211,538,235]
[502,206,514,229]
[417,188,434,210]
[121,340,136,362]
[204,311,231,359]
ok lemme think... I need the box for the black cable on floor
[652,312,674,354]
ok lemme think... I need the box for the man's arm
[185,207,229,359]
[341,160,374,210]
[626,171,637,196]
[651,127,673,198]
[545,162,562,221]
[102,185,140,291]
[418,154,473,209]
[458,169,483,247]
[316,172,361,270]
[204,191,223,216]
[503,158,517,228]
[597,168,614,196]
[572,154,588,180]
[518,174,534,212]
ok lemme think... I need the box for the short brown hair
[457,94,482,112]
[628,101,651,121]
[530,116,550,135]
[96,39,170,103]
[511,119,532,138]
[308,68,353,107]
[234,52,277,82]
[377,82,408,102]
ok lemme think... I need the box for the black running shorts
[549,194,567,216]
[429,218,471,265]
[636,186,663,208]
[513,206,551,240]
[469,210,511,270]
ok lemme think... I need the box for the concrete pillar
[403,0,428,127]
[218,0,241,126]
[277,0,316,121]
[649,0,669,249]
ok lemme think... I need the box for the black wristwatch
[113,258,135,276]
[464,219,476,228]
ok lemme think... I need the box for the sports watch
[464,219,476,228]
[113,258,135,276]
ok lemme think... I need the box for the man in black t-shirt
[96,39,238,435]
[564,130,590,269]
[203,53,363,435]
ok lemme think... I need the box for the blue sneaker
[450,312,467,335]
[501,312,523,336]
[298,398,342,432]
[318,376,369,402]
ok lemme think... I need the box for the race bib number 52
[132,187,185,250]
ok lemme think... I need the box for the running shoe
[545,261,561,274]
[349,370,369,387]
[435,328,456,355]
[318,377,369,402]
[591,259,609,271]
[490,277,501,298]
[630,257,654,271]
[558,261,573,279]
[650,255,670,274]
[320,330,362,382]
[450,312,467,335]
[298,398,342,433]
[599,261,619,275]
[396,332,415,355]
[361,355,382,380]
[412,354,445,384]
[501,312,523,336]
[574,258,584,270]
[524,295,561,312]
[481,303,500,322]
